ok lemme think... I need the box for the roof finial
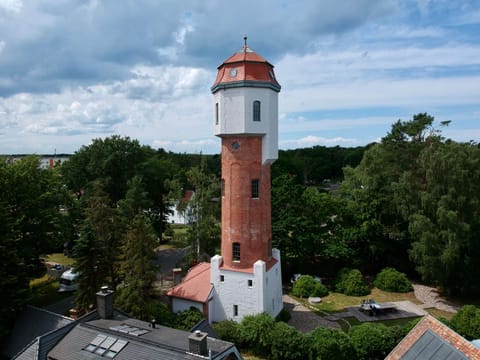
[243,35,248,49]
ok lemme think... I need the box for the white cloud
[0,0,22,13]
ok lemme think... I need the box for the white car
[58,268,78,292]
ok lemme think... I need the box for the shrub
[291,275,328,298]
[449,305,480,340]
[144,300,176,326]
[239,313,276,356]
[173,307,205,331]
[212,320,243,345]
[349,322,397,360]
[335,268,370,296]
[307,327,355,360]
[374,267,413,293]
[270,322,308,360]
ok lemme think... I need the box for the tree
[74,180,120,311]
[340,113,445,273]
[403,141,480,295]
[0,193,28,337]
[116,177,158,318]
[61,135,154,204]
[271,174,305,268]
[185,158,220,261]
[3,156,66,275]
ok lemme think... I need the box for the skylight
[84,334,128,358]
[110,324,150,336]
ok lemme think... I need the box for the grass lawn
[315,287,420,313]
[29,275,72,307]
[426,307,456,321]
[43,253,75,266]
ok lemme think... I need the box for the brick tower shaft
[221,136,273,270]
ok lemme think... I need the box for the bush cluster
[213,312,415,360]
[449,305,480,340]
[291,275,328,298]
[374,267,413,293]
[335,268,370,296]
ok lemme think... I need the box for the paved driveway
[283,295,340,332]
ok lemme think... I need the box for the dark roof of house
[386,315,480,360]
[47,316,241,360]
[11,309,124,360]
[3,305,74,358]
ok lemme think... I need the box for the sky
[0,0,479,155]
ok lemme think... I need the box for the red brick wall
[221,136,272,269]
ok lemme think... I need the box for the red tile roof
[386,315,480,360]
[211,43,281,93]
[167,262,213,303]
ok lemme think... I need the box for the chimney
[96,286,114,319]
[188,330,208,356]
[173,268,182,285]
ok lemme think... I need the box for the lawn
[314,287,420,313]
[29,275,72,308]
[43,253,75,266]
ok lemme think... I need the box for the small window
[251,179,259,198]
[233,305,238,317]
[253,100,261,122]
[220,275,224,282]
[215,103,219,125]
[248,279,253,287]
[233,243,240,262]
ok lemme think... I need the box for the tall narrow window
[215,102,219,125]
[221,179,225,197]
[253,100,261,122]
[251,179,259,198]
[233,305,238,316]
[233,242,240,261]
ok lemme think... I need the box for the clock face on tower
[229,68,237,77]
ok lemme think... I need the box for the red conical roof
[211,41,281,93]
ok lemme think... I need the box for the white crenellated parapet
[209,250,283,323]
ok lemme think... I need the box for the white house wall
[210,251,283,323]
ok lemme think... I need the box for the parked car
[59,268,78,292]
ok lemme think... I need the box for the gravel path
[413,284,459,313]
[283,295,341,332]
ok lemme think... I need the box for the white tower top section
[211,39,281,164]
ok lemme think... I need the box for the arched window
[233,242,240,261]
[253,100,261,122]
